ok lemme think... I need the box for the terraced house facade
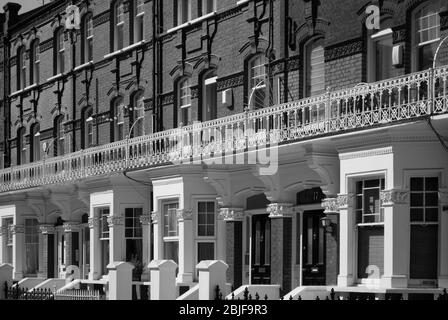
[0,0,448,299]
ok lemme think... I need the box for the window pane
[425,177,438,191]
[364,189,379,214]
[364,179,379,188]
[425,192,438,207]
[197,242,214,262]
[425,208,438,222]
[410,193,424,207]
[411,177,424,191]
[411,208,424,222]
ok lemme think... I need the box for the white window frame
[367,28,393,82]
[85,15,94,62]
[179,78,191,125]
[20,48,27,90]
[355,177,385,226]
[57,29,65,74]
[134,0,145,43]
[115,99,125,141]
[196,200,216,238]
[202,0,217,16]
[303,38,325,98]
[409,176,440,226]
[99,208,110,241]
[132,93,145,137]
[84,108,94,148]
[31,124,40,162]
[163,201,179,240]
[124,207,143,239]
[32,41,40,84]
[177,0,192,26]
[203,73,217,121]
[17,128,26,165]
[115,0,125,50]
[248,54,267,110]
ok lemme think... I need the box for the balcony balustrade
[0,66,447,193]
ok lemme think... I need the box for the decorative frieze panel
[324,38,363,62]
[161,92,174,106]
[39,224,56,234]
[63,222,81,233]
[39,38,53,53]
[380,189,409,206]
[88,217,100,229]
[139,214,152,225]
[93,10,110,27]
[217,73,244,91]
[176,209,193,221]
[337,194,354,209]
[107,216,124,227]
[267,203,293,218]
[322,198,339,214]
[9,225,24,235]
[219,208,244,221]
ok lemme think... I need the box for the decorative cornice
[88,217,100,229]
[217,73,244,91]
[161,92,174,106]
[324,38,363,62]
[9,224,25,235]
[267,203,293,219]
[39,38,53,53]
[177,209,193,221]
[151,211,158,224]
[107,216,124,227]
[39,224,55,234]
[380,189,409,206]
[219,208,244,221]
[339,147,393,160]
[322,198,339,214]
[63,222,81,232]
[270,56,301,75]
[139,214,152,225]
[337,194,354,209]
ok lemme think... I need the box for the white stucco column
[11,224,25,280]
[139,214,152,281]
[63,222,81,268]
[177,209,193,283]
[88,216,101,280]
[337,193,355,287]
[0,224,5,264]
[107,215,125,262]
[438,188,448,288]
[216,212,226,261]
[381,189,409,288]
[151,211,161,260]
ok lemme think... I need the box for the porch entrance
[251,214,271,284]
[302,210,326,285]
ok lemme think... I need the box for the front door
[302,210,326,285]
[251,214,271,284]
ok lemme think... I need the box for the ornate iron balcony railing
[0,66,447,193]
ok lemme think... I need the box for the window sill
[163,236,179,242]
[166,12,217,34]
[236,0,250,5]
[9,89,23,98]
[104,40,146,60]
[47,73,63,83]
[357,222,384,227]
[74,61,94,72]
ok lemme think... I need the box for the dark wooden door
[302,210,326,285]
[48,234,55,278]
[251,214,271,284]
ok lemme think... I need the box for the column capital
[151,211,159,224]
[88,217,100,229]
[267,203,293,218]
[63,222,81,233]
[337,193,355,209]
[9,224,25,235]
[322,197,339,214]
[39,224,56,234]
[139,214,152,225]
[177,209,193,222]
[380,189,409,207]
[107,216,124,227]
[219,208,244,221]
[439,188,448,207]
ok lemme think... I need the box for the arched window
[30,123,40,162]
[412,1,441,71]
[30,40,40,84]
[178,78,191,126]
[54,28,65,75]
[114,0,125,50]
[17,127,26,165]
[17,46,26,90]
[82,107,94,149]
[82,14,94,63]
[303,38,325,97]
[202,70,217,121]
[54,115,65,156]
[112,97,125,142]
[131,91,145,137]
[247,54,267,110]
[134,0,145,43]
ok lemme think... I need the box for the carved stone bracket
[139,214,152,225]
[177,209,193,222]
[337,194,354,209]
[151,211,159,224]
[39,224,56,234]
[439,188,448,211]
[322,197,339,214]
[380,189,409,206]
[88,217,100,229]
[107,216,124,227]
[219,208,244,222]
[267,203,293,219]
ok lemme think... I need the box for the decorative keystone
[267,203,293,218]
[380,189,409,206]
[219,208,244,221]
